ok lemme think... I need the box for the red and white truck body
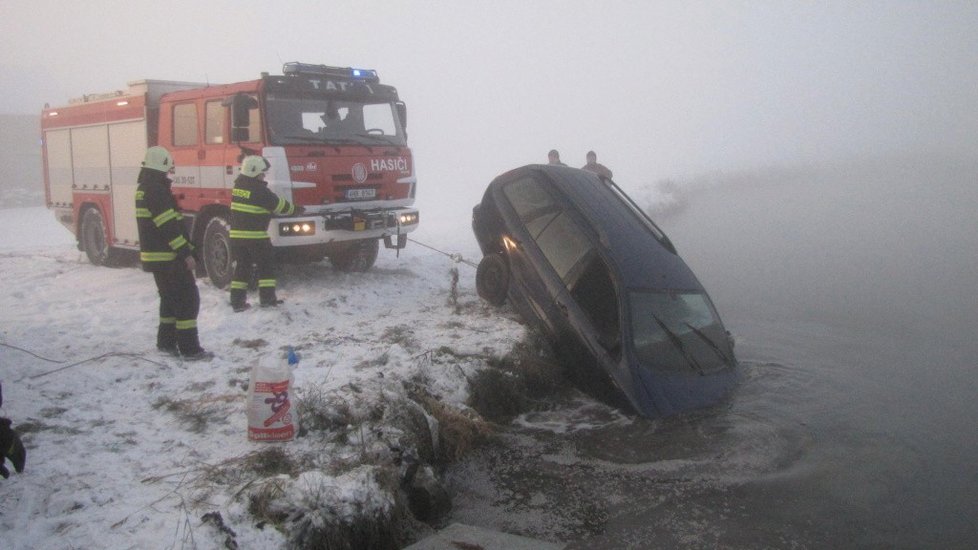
[41,63,419,285]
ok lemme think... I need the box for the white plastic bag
[247,349,299,441]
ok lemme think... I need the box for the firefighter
[229,155,301,311]
[135,146,212,360]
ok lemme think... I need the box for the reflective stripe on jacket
[229,174,296,240]
[135,168,194,271]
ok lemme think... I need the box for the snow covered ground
[0,205,528,549]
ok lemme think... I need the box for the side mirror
[396,101,407,130]
[226,93,258,142]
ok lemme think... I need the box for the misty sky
[3,0,977,205]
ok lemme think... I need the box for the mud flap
[384,233,407,251]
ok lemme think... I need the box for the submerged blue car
[472,165,738,417]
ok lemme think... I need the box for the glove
[0,418,26,478]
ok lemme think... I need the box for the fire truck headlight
[279,221,315,236]
[398,213,419,225]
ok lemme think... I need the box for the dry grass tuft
[406,385,495,463]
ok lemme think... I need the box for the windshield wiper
[684,322,734,367]
[651,313,704,375]
[277,134,330,144]
[355,133,399,146]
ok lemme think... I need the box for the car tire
[202,216,234,289]
[476,253,509,306]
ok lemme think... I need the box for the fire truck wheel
[80,207,120,267]
[202,216,234,289]
[475,253,509,306]
[330,239,379,272]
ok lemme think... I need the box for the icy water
[444,158,978,548]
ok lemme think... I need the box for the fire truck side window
[205,101,224,144]
[173,103,198,146]
[245,103,261,143]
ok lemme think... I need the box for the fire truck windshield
[266,95,406,147]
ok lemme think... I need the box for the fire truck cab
[41,62,420,287]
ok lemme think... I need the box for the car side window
[535,212,593,282]
[502,175,593,281]
[570,255,621,354]
[502,177,559,238]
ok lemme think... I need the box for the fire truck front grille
[332,173,383,182]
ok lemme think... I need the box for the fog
[3,1,978,214]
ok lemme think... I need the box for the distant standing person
[547,149,567,166]
[229,155,300,311]
[135,146,211,360]
[581,150,613,179]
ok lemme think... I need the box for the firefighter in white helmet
[135,146,212,360]
[228,155,302,311]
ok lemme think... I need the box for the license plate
[346,188,376,200]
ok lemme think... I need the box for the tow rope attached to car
[407,238,479,269]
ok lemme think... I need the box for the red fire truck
[41,62,419,287]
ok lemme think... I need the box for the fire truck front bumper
[268,207,419,249]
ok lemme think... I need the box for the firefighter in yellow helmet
[135,146,211,360]
[229,156,302,311]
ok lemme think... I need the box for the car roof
[491,164,704,291]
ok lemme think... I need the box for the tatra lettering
[304,78,375,95]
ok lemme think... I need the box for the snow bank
[0,206,523,549]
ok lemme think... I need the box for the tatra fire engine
[41,62,419,286]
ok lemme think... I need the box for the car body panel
[473,165,739,418]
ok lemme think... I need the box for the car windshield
[265,94,405,147]
[629,290,733,375]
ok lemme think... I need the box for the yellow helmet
[142,146,174,173]
[241,155,270,178]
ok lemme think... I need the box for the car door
[497,175,566,336]
[530,207,604,348]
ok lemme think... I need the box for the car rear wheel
[476,253,509,306]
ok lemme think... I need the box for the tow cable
[407,238,479,269]
[1,342,171,382]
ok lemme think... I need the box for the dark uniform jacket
[135,168,195,271]
[230,174,296,239]
[582,162,613,179]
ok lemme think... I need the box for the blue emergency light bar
[282,62,379,83]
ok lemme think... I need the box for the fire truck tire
[475,253,509,306]
[80,207,121,267]
[331,238,379,272]
[202,216,234,289]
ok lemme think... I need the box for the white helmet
[142,146,174,173]
[241,155,270,178]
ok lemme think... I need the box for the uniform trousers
[152,261,202,354]
[230,238,278,306]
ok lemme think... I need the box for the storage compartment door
[109,121,148,246]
